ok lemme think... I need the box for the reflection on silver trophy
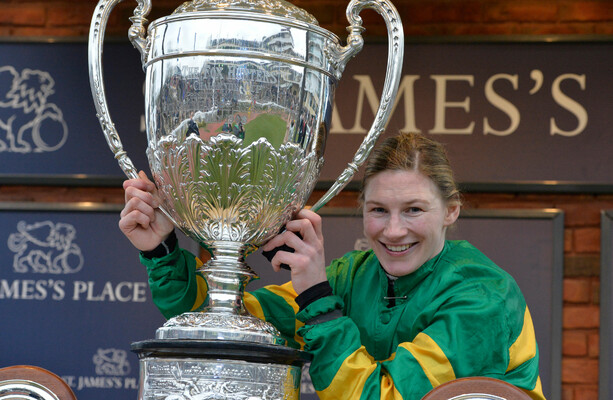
[89,0,403,398]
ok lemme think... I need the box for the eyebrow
[365,198,431,207]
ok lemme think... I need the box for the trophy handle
[88,0,152,180]
[312,0,404,212]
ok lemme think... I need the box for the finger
[286,217,319,245]
[296,209,323,238]
[138,170,153,184]
[120,195,141,218]
[121,196,157,221]
[124,185,159,209]
[139,171,166,207]
[119,209,152,232]
[123,181,152,204]
[278,229,307,254]
[123,177,155,193]
[261,229,290,252]
[123,171,156,194]
[270,250,300,272]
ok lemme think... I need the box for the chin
[381,262,418,277]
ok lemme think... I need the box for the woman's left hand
[261,209,327,295]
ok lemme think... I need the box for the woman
[120,132,545,400]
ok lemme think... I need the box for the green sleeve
[140,246,200,319]
[248,283,304,349]
[140,246,303,348]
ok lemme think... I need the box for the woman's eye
[406,207,423,214]
[371,207,386,213]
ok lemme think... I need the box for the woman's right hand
[261,209,327,295]
[119,171,174,251]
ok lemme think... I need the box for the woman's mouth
[384,242,416,252]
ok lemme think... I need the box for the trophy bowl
[89,0,403,398]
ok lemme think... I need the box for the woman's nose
[383,214,406,238]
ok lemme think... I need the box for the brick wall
[1,0,613,37]
[1,1,613,399]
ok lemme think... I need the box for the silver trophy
[89,0,403,398]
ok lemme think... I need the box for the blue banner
[0,40,147,179]
[1,39,612,186]
[0,203,198,399]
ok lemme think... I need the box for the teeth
[386,243,414,252]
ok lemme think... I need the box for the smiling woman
[359,133,461,275]
[359,133,462,276]
[119,132,546,400]
[361,169,459,276]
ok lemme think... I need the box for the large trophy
[89,0,403,398]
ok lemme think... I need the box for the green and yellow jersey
[141,240,545,400]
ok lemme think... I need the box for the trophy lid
[173,0,319,25]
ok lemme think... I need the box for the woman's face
[362,169,459,277]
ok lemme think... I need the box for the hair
[360,132,462,207]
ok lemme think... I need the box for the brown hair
[360,132,461,207]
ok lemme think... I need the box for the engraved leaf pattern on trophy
[245,138,320,243]
[149,133,320,247]
[173,0,319,25]
[192,135,253,242]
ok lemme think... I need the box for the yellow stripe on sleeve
[523,376,546,400]
[317,346,378,400]
[260,282,300,314]
[254,282,305,345]
[244,292,265,319]
[507,307,537,372]
[381,375,403,400]
[190,258,207,311]
[399,332,456,387]
[317,347,404,400]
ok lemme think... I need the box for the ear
[444,203,460,227]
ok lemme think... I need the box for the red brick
[564,229,573,253]
[0,6,46,26]
[533,22,598,35]
[592,280,600,304]
[595,22,613,34]
[9,26,88,37]
[298,4,338,25]
[561,1,613,22]
[575,385,599,400]
[572,228,600,253]
[485,2,558,22]
[564,278,591,303]
[563,306,599,329]
[310,189,359,208]
[405,1,484,24]
[561,384,574,400]
[557,200,607,227]
[564,254,600,277]
[563,331,588,356]
[518,21,590,35]
[562,358,599,383]
[47,4,97,27]
[587,332,599,358]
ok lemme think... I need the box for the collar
[379,240,450,296]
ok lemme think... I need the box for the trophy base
[156,312,287,345]
[131,340,311,400]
